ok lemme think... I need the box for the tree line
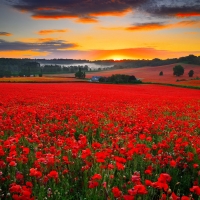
[0,54,199,77]
[108,54,200,69]
[0,58,89,77]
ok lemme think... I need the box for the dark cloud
[6,0,147,21]
[0,39,78,51]
[142,0,200,17]
[148,6,200,17]
[3,0,200,22]
[0,32,12,36]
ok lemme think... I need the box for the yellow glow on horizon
[110,56,133,61]
[113,58,122,61]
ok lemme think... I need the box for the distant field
[0,63,199,87]
[45,63,200,87]
[86,63,200,86]
[0,76,87,83]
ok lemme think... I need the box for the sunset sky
[0,0,200,60]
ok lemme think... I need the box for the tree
[159,71,163,76]
[173,65,184,76]
[39,67,43,77]
[188,70,194,77]
[75,67,85,79]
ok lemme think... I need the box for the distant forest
[0,54,199,77]
[95,54,200,68]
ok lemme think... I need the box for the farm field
[1,64,200,88]
[43,63,200,87]
[0,76,86,83]
[86,64,200,87]
[0,83,200,199]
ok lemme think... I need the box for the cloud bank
[0,39,78,51]
[6,0,199,22]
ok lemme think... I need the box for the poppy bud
[167,188,172,195]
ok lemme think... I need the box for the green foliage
[173,65,184,76]
[188,70,194,77]
[75,68,86,79]
[99,74,142,84]
[159,71,163,76]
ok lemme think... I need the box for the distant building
[90,76,102,82]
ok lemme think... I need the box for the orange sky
[0,0,200,60]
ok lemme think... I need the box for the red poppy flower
[112,186,121,198]
[48,171,58,179]
[190,185,200,195]
[9,161,17,167]
[91,173,102,180]
[88,180,99,189]
[170,160,176,168]
[123,195,134,200]
[116,162,125,170]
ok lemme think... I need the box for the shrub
[173,65,184,76]
[75,68,86,79]
[99,74,140,84]
[159,71,163,76]
[188,70,194,77]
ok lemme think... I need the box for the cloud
[4,0,199,24]
[125,22,168,31]
[143,1,200,18]
[0,39,78,52]
[7,0,147,22]
[75,17,98,23]
[32,13,77,20]
[99,20,200,31]
[38,29,68,35]
[0,32,12,36]
[156,7,200,18]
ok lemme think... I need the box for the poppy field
[0,83,200,200]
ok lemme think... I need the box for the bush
[75,68,86,79]
[188,70,194,77]
[173,65,184,76]
[159,71,163,76]
[99,74,141,84]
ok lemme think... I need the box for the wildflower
[91,173,102,180]
[116,162,125,170]
[88,181,99,189]
[112,186,121,198]
[170,160,176,168]
[190,185,200,195]
[9,161,17,167]
[47,171,58,180]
